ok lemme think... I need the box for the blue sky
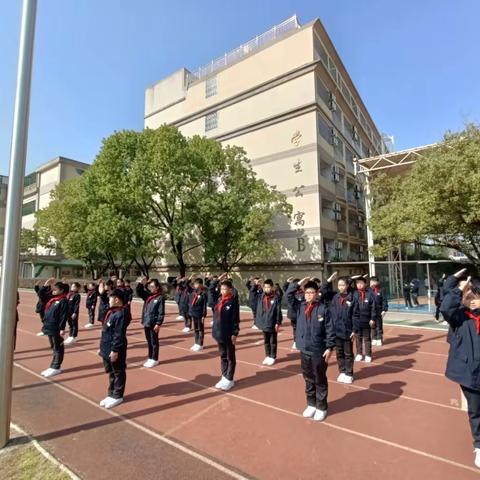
[0,0,478,174]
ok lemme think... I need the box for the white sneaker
[343,375,354,384]
[220,379,234,391]
[84,323,94,329]
[215,377,228,389]
[262,357,270,365]
[355,354,363,362]
[43,368,61,378]
[190,344,197,351]
[266,357,276,366]
[144,360,159,368]
[302,406,316,418]
[36,331,45,336]
[64,336,76,346]
[474,448,480,468]
[364,356,372,363]
[377,340,383,346]
[41,368,52,376]
[194,345,203,352]
[251,324,259,330]
[291,342,297,350]
[176,315,185,322]
[104,397,124,409]
[372,339,378,346]
[313,409,327,422]
[182,327,191,333]
[99,397,110,407]
[337,373,346,383]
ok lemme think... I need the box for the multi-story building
[0,156,90,278]
[145,15,385,278]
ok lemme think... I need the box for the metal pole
[0,0,37,448]
[426,262,431,313]
[364,172,376,277]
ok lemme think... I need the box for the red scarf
[45,294,67,312]
[103,306,124,325]
[359,290,365,302]
[340,294,347,305]
[305,301,318,320]
[263,292,274,311]
[466,310,480,335]
[67,291,77,300]
[373,286,379,295]
[146,292,162,305]
[217,295,233,315]
[192,289,202,306]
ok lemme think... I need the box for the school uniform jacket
[136,284,165,327]
[284,281,301,321]
[246,280,261,311]
[255,292,282,333]
[85,289,98,310]
[67,292,81,318]
[212,295,240,343]
[42,295,69,335]
[34,285,50,315]
[352,289,377,332]
[188,288,208,318]
[177,282,192,315]
[330,292,354,340]
[99,306,130,360]
[97,291,110,324]
[124,287,134,305]
[369,286,389,314]
[286,283,335,356]
[440,275,480,390]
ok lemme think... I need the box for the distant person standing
[403,281,413,309]
[434,274,446,322]
[410,278,420,307]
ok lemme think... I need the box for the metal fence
[186,15,300,86]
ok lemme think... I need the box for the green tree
[369,124,480,271]
[196,145,292,272]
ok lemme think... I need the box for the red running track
[10,291,480,479]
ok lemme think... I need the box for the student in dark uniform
[330,276,355,383]
[136,277,165,368]
[123,279,134,313]
[440,269,480,469]
[98,288,131,409]
[254,279,282,366]
[14,291,19,350]
[84,282,98,329]
[283,277,301,350]
[246,277,261,330]
[287,278,335,421]
[352,276,377,363]
[40,279,69,378]
[206,275,218,325]
[410,278,420,307]
[98,279,114,324]
[369,276,388,346]
[188,278,208,352]
[34,282,51,336]
[403,281,413,309]
[212,279,240,391]
[65,282,81,346]
[434,274,446,322]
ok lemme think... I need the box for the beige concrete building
[145,15,385,278]
[18,156,89,278]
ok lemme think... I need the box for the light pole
[0,0,37,448]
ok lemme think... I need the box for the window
[314,37,328,66]
[317,114,331,143]
[24,172,36,188]
[328,57,338,84]
[22,200,36,216]
[205,111,218,131]
[316,76,330,106]
[205,76,217,98]
[76,168,85,176]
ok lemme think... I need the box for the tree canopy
[369,124,480,271]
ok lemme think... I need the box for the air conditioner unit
[329,92,337,112]
[352,126,359,142]
[334,212,342,221]
[335,241,343,250]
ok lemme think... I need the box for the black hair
[105,279,114,288]
[194,277,204,285]
[149,278,161,288]
[124,279,130,284]
[220,280,233,289]
[253,277,260,280]
[264,279,274,286]
[470,278,480,296]
[303,281,319,291]
[355,277,367,283]
[337,276,349,284]
[312,277,321,284]
[73,282,81,289]
[292,278,300,283]
[370,276,379,282]
[109,289,125,303]
[54,282,69,294]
